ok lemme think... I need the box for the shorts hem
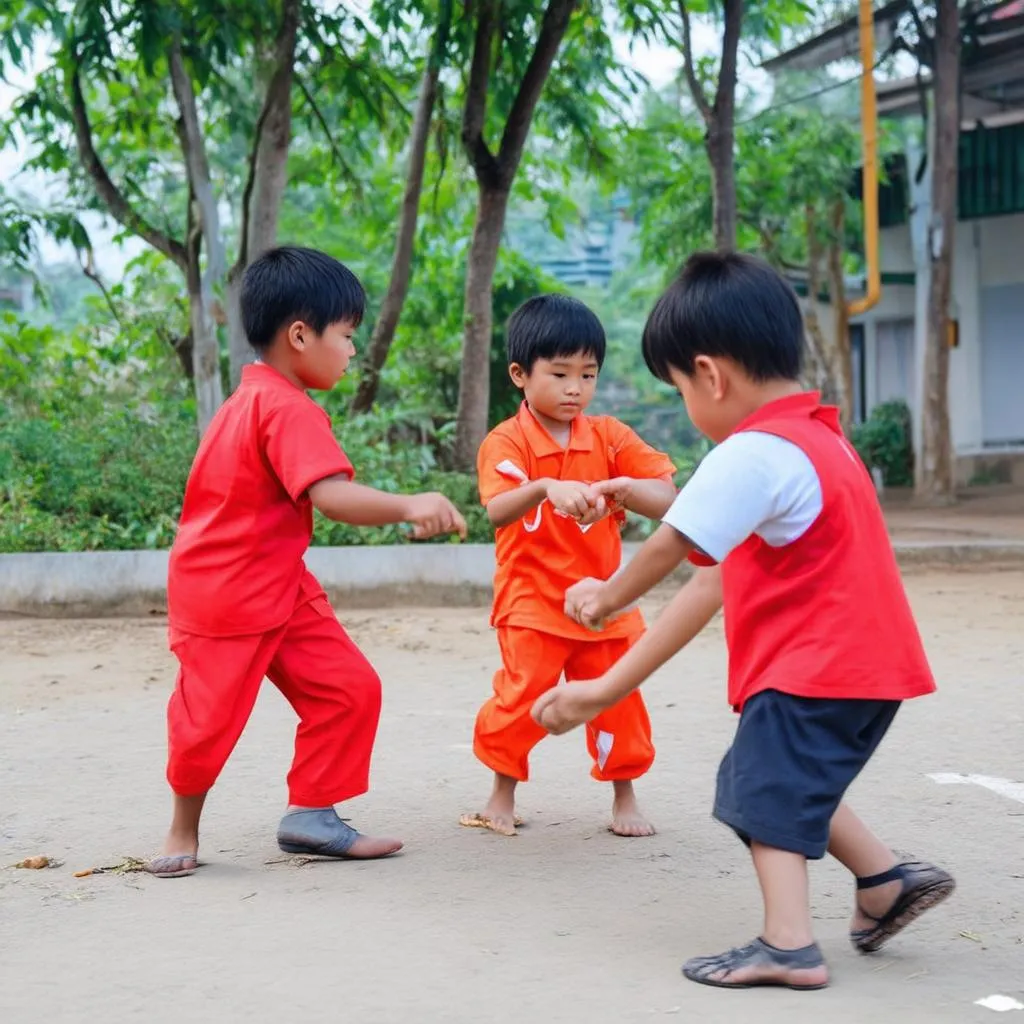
[473,741,529,783]
[288,783,369,808]
[713,803,828,860]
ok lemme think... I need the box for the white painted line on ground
[975,995,1024,1012]
[928,773,1024,805]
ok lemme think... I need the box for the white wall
[853,215,1024,455]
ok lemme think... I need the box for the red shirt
[708,393,935,710]
[479,403,676,641]
[167,363,353,637]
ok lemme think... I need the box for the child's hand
[404,492,468,540]
[565,577,611,630]
[531,683,606,735]
[590,476,634,512]
[546,480,605,521]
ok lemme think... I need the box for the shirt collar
[242,361,304,393]
[516,401,594,455]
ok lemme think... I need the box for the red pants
[474,627,655,782]
[166,585,381,807]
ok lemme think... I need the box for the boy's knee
[340,657,382,716]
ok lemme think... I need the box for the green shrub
[851,400,913,487]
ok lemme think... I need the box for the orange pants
[166,587,381,807]
[474,627,654,782]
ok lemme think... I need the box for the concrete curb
[2,540,1023,618]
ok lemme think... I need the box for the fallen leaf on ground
[14,856,52,869]
[74,857,147,877]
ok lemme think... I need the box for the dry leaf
[14,856,50,869]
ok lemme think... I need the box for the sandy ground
[884,487,1024,544]
[1,570,1023,1024]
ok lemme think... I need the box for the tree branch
[461,0,501,185]
[233,101,269,278]
[495,0,577,186]
[677,0,711,122]
[77,246,122,325]
[296,75,361,192]
[67,59,187,269]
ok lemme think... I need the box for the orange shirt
[478,403,675,641]
[167,363,353,637]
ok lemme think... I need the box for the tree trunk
[453,0,578,469]
[707,124,737,253]
[453,185,509,470]
[679,0,742,252]
[826,199,854,431]
[803,203,838,404]
[227,0,301,389]
[185,208,223,435]
[915,0,958,504]
[166,330,194,380]
[226,272,247,389]
[351,0,452,414]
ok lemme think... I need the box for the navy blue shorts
[713,689,900,860]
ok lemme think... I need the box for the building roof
[764,1,1024,121]
[761,0,911,73]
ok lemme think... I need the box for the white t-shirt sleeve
[662,431,823,563]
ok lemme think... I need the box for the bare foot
[610,780,655,837]
[145,792,206,877]
[344,833,404,859]
[460,772,519,836]
[145,828,199,878]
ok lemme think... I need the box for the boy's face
[292,319,357,390]
[509,351,599,424]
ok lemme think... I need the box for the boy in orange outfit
[461,294,677,838]
[146,246,466,878]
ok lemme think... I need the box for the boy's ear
[694,354,727,400]
[508,362,529,390]
[285,319,309,352]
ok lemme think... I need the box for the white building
[768,2,1024,484]
[851,204,1024,482]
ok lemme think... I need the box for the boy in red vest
[532,253,954,990]
[146,246,466,878]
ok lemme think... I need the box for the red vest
[710,393,936,711]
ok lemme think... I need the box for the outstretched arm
[566,523,695,629]
[534,565,723,734]
[309,476,467,539]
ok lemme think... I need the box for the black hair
[241,246,366,351]
[506,294,606,373]
[642,252,804,383]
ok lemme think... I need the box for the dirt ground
[1,569,1023,1024]
[883,487,1024,544]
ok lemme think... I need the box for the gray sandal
[852,861,955,953]
[276,809,362,858]
[682,938,828,990]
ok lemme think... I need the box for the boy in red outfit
[462,295,676,838]
[534,253,954,989]
[146,246,466,877]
